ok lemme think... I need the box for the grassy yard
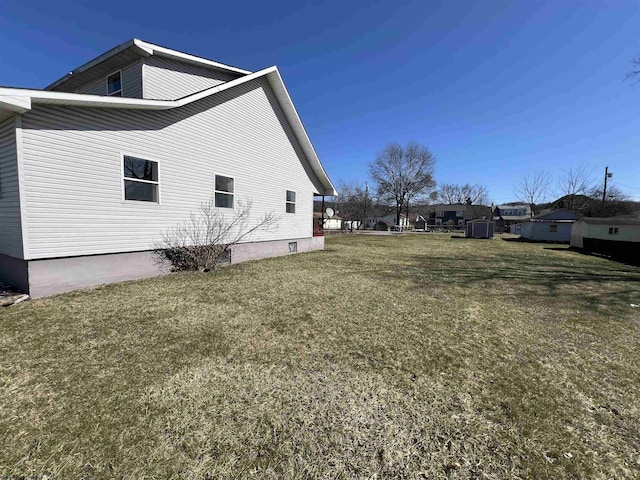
[1,234,639,479]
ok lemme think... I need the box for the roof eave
[1,66,337,196]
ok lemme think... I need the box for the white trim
[0,66,337,196]
[106,69,123,97]
[134,39,251,75]
[45,38,250,91]
[121,153,161,204]
[214,173,235,209]
[14,115,30,260]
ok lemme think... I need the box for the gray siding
[143,56,241,100]
[76,61,143,98]
[0,117,23,258]
[20,77,321,259]
[521,222,573,242]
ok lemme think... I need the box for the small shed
[466,219,494,239]
[520,209,581,243]
[570,217,640,261]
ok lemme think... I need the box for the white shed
[570,217,640,262]
[520,209,581,243]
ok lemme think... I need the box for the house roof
[0,67,337,196]
[532,208,581,220]
[45,39,251,92]
[577,217,640,226]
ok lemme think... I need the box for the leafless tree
[436,183,489,205]
[625,56,640,84]
[588,184,633,217]
[153,199,278,271]
[369,142,436,226]
[335,180,370,230]
[514,170,552,216]
[556,165,595,211]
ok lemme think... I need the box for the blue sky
[1,0,639,203]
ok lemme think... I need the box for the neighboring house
[0,38,336,298]
[427,204,492,227]
[570,217,640,262]
[493,204,532,231]
[367,213,410,231]
[519,209,581,243]
[313,212,342,230]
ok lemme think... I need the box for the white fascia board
[134,39,252,75]
[0,94,31,113]
[45,39,152,91]
[263,68,337,196]
[0,66,337,196]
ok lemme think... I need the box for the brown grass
[1,234,639,478]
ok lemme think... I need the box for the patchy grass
[1,234,639,479]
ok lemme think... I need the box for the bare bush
[154,199,278,272]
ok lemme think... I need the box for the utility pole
[602,166,612,216]
[362,181,369,230]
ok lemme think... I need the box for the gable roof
[532,208,582,221]
[45,39,251,92]
[0,67,337,196]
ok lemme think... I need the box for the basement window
[123,155,159,202]
[288,241,297,253]
[215,175,234,208]
[608,227,619,235]
[107,71,122,97]
[286,190,296,213]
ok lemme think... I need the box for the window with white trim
[107,71,122,97]
[286,190,296,213]
[215,175,234,208]
[123,156,159,202]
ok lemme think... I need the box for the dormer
[45,39,250,100]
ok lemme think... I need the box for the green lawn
[1,234,639,479]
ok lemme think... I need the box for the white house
[519,209,581,243]
[0,39,336,297]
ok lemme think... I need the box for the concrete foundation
[0,236,325,298]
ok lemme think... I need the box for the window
[123,155,159,202]
[215,175,234,208]
[609,227,619,235]
[288,241,297,253]
[456,211,464,217]
[549,224,558,233]
[219,249,231,264]
[107,71,122,97]
[286,190,296,213]
[436,211,444,218]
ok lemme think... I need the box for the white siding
[0,117,23,258]
[143,56,241,100]
[521,222,573,242]
[20,77,323,259]
[76,61,143,98]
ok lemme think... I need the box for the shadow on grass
[369,252,640,313]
